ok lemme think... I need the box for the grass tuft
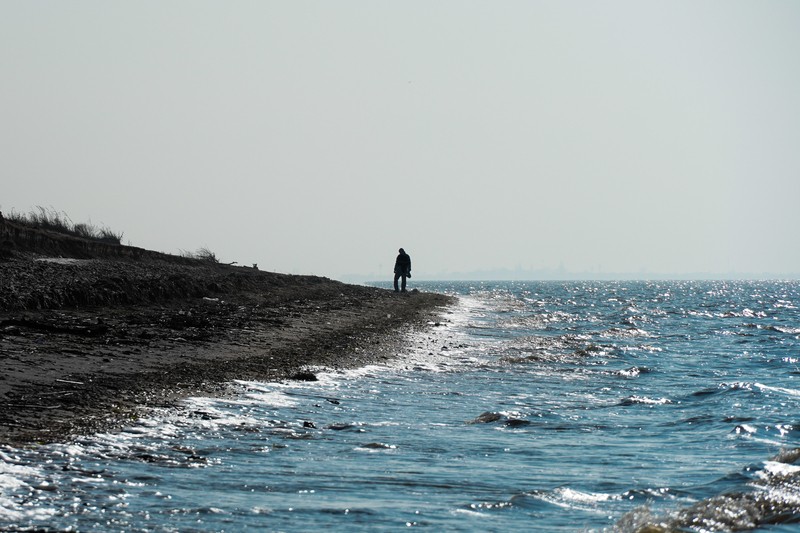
[180,247,219,263]
[4,206,124,245]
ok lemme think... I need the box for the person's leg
[401,274,407,292]
[394,272,400,292]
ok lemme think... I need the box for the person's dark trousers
[394,273,407,292]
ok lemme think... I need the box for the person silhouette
[393,248,411,292]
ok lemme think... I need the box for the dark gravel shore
[0,229,453,446]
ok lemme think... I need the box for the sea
[2,280,800,532]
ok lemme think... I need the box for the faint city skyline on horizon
[342,267,800,285]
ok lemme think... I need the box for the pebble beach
[0,219,452,446]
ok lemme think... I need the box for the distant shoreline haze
[342,269,800,283]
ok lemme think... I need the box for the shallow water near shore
[3,280,800,531]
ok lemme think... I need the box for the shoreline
[0,252,454,447]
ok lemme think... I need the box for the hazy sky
[3,2,799,280]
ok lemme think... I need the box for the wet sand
[0,253,453,446]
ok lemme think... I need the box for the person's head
[399,248,405,254]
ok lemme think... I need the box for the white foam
[735,424,758,434]
[311,364,392,382]
[555,487,620,504]
[773,326,800,334]
[0,460,40,490]
[0,500,58,523]
[529,487,619,514]
[0,457,58,524]
[759,460,800,479]
[243,391,300,407]
[623,396,673,405]
[240,295,488,390]
[178,397,264,427]
[755,383,800,397]
[451,508,491,518]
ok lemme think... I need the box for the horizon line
[340,272,800,283]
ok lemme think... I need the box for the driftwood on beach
[0,219,453,446]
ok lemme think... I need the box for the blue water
[2,280,800,532]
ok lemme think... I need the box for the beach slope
[0,220,452,445]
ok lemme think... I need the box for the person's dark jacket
[394,252,411,276]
